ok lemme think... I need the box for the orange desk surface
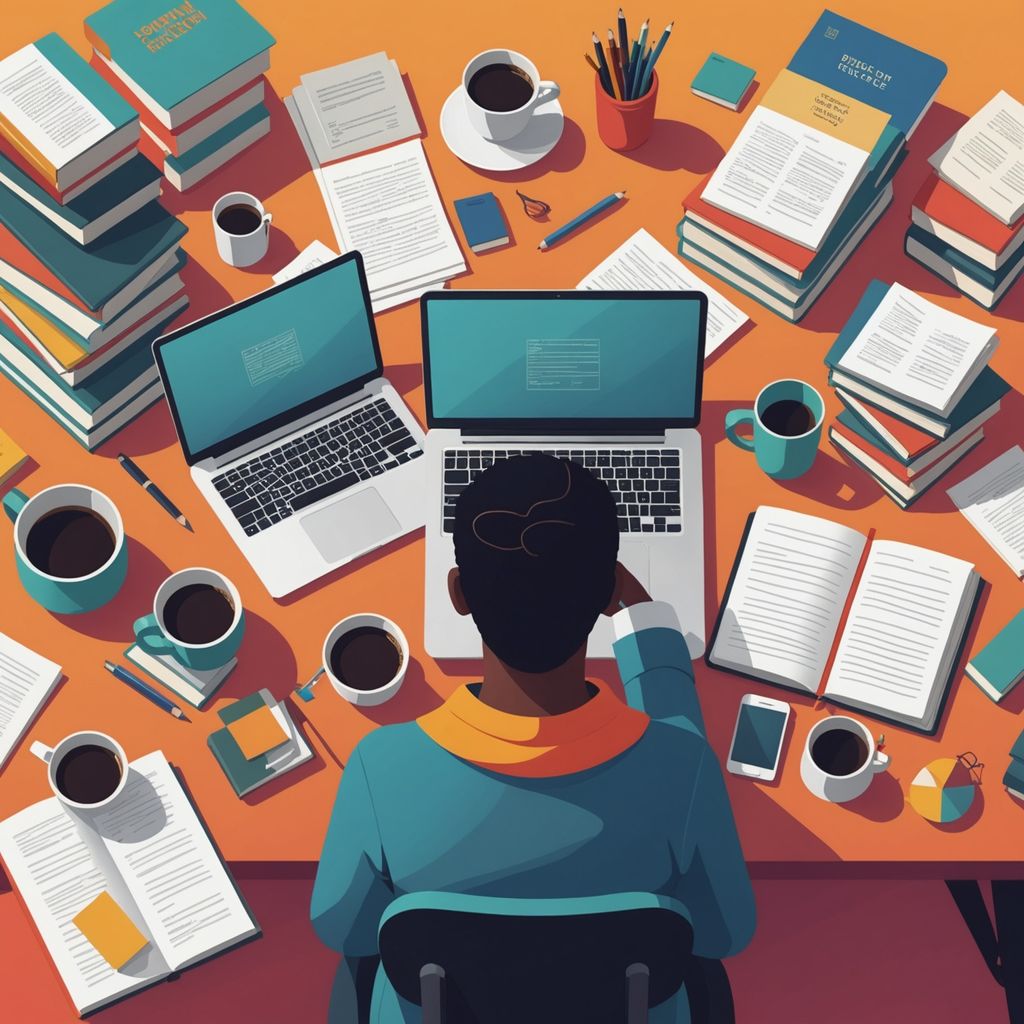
[2,0,1023,880]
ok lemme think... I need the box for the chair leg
[626,962,650,1024]
[420,964,445,1024]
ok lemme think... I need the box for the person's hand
[607,561,652,612]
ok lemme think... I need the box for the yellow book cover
[0,427,28,486]
[762,69,890,152]
[0,283,88,369]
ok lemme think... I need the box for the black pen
[117,453,192,531]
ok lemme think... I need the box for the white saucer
[439,86,564,172]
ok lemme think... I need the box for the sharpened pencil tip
[178,515,193,532]
[174,709,190,722]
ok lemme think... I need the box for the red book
[833,388,939,461]
[682,177,817,279]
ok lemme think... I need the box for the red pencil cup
[595,71,658,151]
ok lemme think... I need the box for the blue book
[453,193,509,253]
[691,53,756,110]
[787,10,947,138]
[967,610,1024,702]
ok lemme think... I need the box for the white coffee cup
[30,731,128,811]
[212,191,272,268]
[462,49,560,142]
[800,716,889,803]
[322,614,408,707]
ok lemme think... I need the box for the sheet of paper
[577,228,749,358]
[836,283,997,415]
[0,632,61,772]
[0,44,115,169]
[709,507,867,691]
[272,240,338,284]
[824,541,977,723]
[948,445,1024,577]
[930,91,1024,225]
[90,751,257,972]
[297,53,419,165]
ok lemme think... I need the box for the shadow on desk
[622,119,724,174]
[230,610,298,703]
[469,116,587,184]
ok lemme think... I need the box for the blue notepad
[691,53,756,110]
[453,193,509,253]
[966,610,1024,702]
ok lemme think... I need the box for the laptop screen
[155,255,382,464]
[423,291,706,430]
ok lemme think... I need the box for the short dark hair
[452,455,619,673]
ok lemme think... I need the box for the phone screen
[730,703,787,769]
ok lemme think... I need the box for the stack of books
[0,33,189,449]
[906,91,1024,309]
[677,11,946,322]
[825,279,1009,507]
[85,0,275,191]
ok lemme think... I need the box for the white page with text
[0,633,61,771]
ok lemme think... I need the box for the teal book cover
[787,9,947,138]
[85,0,275,112]
[906,224,1024,291]
[834,408,910,463]
[166,102,269,174]
[691,53,756,107]
[968,610,1024,700]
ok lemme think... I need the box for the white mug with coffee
[212,191,271,268]
[322,613,408,707]
[800,716,889,803]
[30,731,128,811]
[462,49,560,142]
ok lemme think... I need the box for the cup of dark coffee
[462,49,560,142]
[800,716,889,803]
[725,379,825,480]
[3,484,127,613]
[134,567,245,671]
[212,191,271,268]
[323,614,408,706]
[30,731,128,811]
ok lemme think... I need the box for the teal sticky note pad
[970,609,1024,699]
[691,53,756,108]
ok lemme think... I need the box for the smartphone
[727,694,791,782]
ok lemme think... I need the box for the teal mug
[134,567,245,671]
[725,379,825,480]
[4,484,127,613]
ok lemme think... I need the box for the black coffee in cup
[55,744,122,805]
[330,626,403,691]
[215,203,263,235]
[761,399,817,437]
[26,507,115,579]
[467,62,535,111]
[163,583,234,644]
[811,729,868,777]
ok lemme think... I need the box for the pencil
[608,30,625,100]
[626,39,640,99]
[637,20,673,98]
[617,7,630,80]
[103,661,188,720]
[592,31,614,96]
[538,191,627,251]
[584,52,601,76]
[628,19,650,99]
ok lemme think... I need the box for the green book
[691,53,755,110]
[208,690,312,798]
[966,610,1024,702]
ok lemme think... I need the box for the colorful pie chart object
[908,757,978,823]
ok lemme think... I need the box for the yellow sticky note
[227,704,289,759]
[72,892,148,969]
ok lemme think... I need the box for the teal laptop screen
[159,258,379,459]
[424,294,704,426]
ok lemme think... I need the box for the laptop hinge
[458,433,666,445]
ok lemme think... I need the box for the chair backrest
[378,892,695,1024]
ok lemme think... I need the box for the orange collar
[417,681,649,778]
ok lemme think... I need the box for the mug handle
[532,81,561,108]
[871,750,890,773]
[724,410,757,452]
[30,741,53,764]
[262,212,273,236]
[3,487,27,523]
[134,614,175,656]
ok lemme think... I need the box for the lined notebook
[124,643,236,709]
[0,632,61,771]
[707,507,980,733]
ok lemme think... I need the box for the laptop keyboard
[213,397,422,537]
[442,448,682,534]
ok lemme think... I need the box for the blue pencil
[637,21,673,98]
[103,660,188,720]
[617,8,630,80]
[538,192,626,251]
[627,19,650,99]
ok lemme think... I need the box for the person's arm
[310,747,393,956]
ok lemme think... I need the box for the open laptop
[154,253,425,598]
[422,289,708,660]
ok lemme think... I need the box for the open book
[0,751,258,1015]
[708,507,981,732]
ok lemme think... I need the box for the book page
[948,445,1024,577]
[0,44,114,169]
[709,507,867,690]
[836,283,996,415]
[0,800,167,1015]
[89,751,257,972]
[930,91,1024,225]
[824,541,977,726]
[578,228,749,358]
[0,633,61,771]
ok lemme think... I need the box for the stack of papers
[286,52,465,312]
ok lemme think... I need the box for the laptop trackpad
[619,542,650,591]
[299,488,400,563]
